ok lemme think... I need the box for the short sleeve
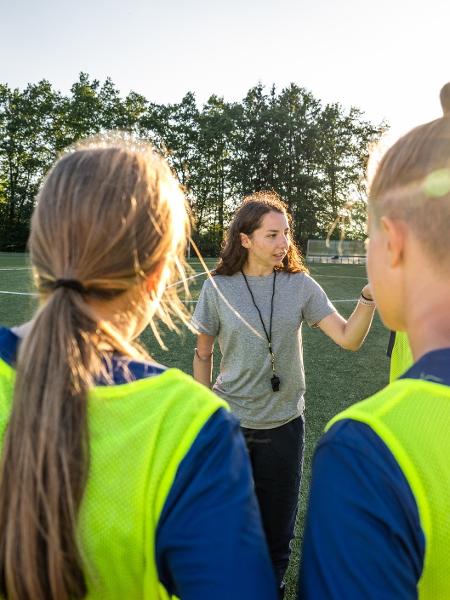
[301,275,336,327]
[191,279,220,337]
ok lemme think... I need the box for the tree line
[0,73,385,253]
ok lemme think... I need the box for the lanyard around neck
[240,269,277,365]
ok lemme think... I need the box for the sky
[2,0,449,141]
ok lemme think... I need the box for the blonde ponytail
[0,137,190,599]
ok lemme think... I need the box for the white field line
[0,271,211,297]
[0,268,364,304]
[0,269,207,281]
[0,267,366,281]
[0,289,358,305]
[0,290,36,296]
[167,271,208,287]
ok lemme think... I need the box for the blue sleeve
[299,419,425,600]
[156,407,278,600]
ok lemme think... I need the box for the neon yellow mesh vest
[327,378,450,599]
[0,359,227,599]
[390,331,414,382]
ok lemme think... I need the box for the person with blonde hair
[0,137,277,600]
[299,84,450,599]
[192,192,376,597]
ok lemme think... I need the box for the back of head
[0,136,189,600]
[31,139,188,303]
[369,83,450,268]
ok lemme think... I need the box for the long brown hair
[0,137,190,600]
[215,191,307,275]
[369,83,450,265]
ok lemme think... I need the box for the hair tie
[54,279,86,294]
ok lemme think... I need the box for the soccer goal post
[306,239,367,264]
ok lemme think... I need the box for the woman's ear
[240,232,251,249]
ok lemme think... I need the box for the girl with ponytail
[300,83,450,599]
[0,137,277,600]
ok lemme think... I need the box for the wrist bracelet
[360,291,373,302]
[195,347,213,361]
[359,294,375,307]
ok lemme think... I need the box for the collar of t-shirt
[401,348,450,387]
[0,326,165,385]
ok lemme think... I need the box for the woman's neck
[242,260,273,277]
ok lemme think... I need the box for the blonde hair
[369,83,450,265]
[0,136,190,600]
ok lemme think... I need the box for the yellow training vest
[390,331,414,382]
[327,378,450,599]
[0,359,227,599]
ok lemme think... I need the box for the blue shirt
[0,327,277,600]
[299,348,450,600]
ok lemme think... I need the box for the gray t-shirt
[192,271,336,429]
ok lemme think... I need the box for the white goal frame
[305,239,367,264]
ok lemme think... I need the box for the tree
[0,75,385,253]
[315,104,385,240]
[60,72,102,148]
[270,85,322,243]
[0,81,61,250]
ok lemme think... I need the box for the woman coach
[192,192,375,597]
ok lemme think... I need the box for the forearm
[193,351,213,388]
[318,287,376,351]
[341,300,376,351]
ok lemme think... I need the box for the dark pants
[242,416,304,588]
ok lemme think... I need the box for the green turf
[0,254,389,598]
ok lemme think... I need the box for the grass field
[0,253,389,598]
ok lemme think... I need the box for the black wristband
[360,291,373,302]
